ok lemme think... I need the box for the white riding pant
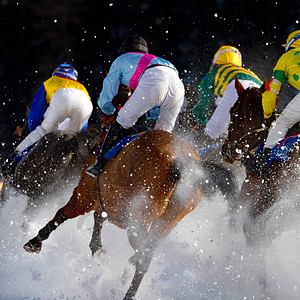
[117,66,185,132]
[204,79,261,139]
[265,92,300,149]
[16,88,93,153]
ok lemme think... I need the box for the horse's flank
[69,130,202,229]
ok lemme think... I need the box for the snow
[1,173,300,300]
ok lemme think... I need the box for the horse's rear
[99,130,203,299]
[99,130,202,227]
[63,130,203,228]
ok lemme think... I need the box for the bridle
[225,126,269,162]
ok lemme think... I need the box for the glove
[263,113,276,128]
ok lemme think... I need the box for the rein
[96,176,108,218]
[241,127,269,157]
[226,126,269,162]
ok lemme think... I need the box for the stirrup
[85,160,105,178]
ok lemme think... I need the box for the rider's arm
[98,58,122,115]
[192,72,215,126]
[27,84,47,132]
[262,54,288,118]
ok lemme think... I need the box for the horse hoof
[92,248,106,257]
[23,241,42,253]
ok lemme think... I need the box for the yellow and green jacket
[28,76,91,131]
[192,64,261,126]
[262,48,300,118]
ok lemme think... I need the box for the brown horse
[23,129,235,299]
[222,77,300,246]
[0,125,102,210]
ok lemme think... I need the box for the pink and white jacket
[98,52,177,115]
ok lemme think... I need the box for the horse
[222,76,300,246]
[0,125,102,210]
[23,129,236,300]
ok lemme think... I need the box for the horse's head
[222,76,267,163]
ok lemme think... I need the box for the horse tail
[171,157,238,202]
[200,161,239,201]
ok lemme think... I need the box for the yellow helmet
[212,46,242,67]
[283,30,300,52]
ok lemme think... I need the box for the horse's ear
[235,76,244,96]
[259,78,268,94]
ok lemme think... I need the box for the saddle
[104,131,146,159]
[255,122,300,164]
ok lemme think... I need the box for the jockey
[192,45,262,139]
[245,30,300,175]
[1,63,93,176]
[86,36,184,178]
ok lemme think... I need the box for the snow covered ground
[1,171,300,300]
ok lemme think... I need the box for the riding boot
[86,122,129,178]
[242,148,272,175]
[1,152,18,177]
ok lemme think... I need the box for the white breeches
[16,88,93,153]
[204,79,261,139]
[116,66,184,132]
[265,92,300,149]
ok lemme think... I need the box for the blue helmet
[52,63,78,80]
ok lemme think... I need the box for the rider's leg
[85,121,129,178]
[243,92,300,175]
[86,80,155,179]
[264,94,300,149]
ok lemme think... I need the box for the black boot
[242,148,272,175]
[1,152,17,177]
[86,122,129,178]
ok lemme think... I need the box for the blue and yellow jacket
[28,76,90,131]
[192,64,262,126]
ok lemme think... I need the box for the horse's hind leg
[123,215,179,300]
[123,267,147,300]
[123,192,200,299]
[123,223,151,300]
[89,211,106,255]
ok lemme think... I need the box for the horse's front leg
[89,211,106,255]
[23,185,95,254]
[23,206,67,253]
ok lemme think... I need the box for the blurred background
[0,0,299,155]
